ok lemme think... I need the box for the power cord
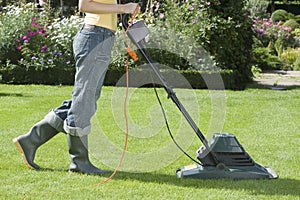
[150,72,202,166]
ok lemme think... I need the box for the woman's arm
[79,0,139,14]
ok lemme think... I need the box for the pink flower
[159,13,165,19]
[38,29,46,34]
[41,45,48,52]
[258,29,264,33]
[32,21,38,28]
[39,0,46,6]
[156,2,160,8]
[283,26,292,32]
[17,46,22,51]
[262,21,272,27]
[20,36,28,40]
[27,30,37,37]
[189,6,194,11]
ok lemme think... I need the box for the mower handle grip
[122,2,142,30]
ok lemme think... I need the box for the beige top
[84,0,118,32]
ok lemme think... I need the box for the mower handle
[122,14,130,30]
[121,2,217,163]
[122,2,142,30]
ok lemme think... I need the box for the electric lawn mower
[122,13,278,180]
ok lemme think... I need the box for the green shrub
[295,15,300,24]
[0,64,75,84]
[271,9,294,23]
[252,47,283,70]
[246,0,270,19]
[153,0,254,89]
[293,56,300,70]
[282,19,300,30]
[292,28,300,46]
[205,0,254,87]
[0,64,237,89]
[104,68,236,89]
[280,47,300,70]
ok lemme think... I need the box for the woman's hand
[121,3,140,14]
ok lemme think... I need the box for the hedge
[0,65,75,85]
[0,66,238,90]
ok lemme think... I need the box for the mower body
[176,133,278,179]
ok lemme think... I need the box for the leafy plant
[246,0,270,20]
[282,19,300,30]
[271,9,294,23]
[293,56,300,70]
[17,17,54,70]
[16,15,80,71]
[0,3,82,74]
[0,3,37,64]
[252,47,283,70]
[280,47,300,70]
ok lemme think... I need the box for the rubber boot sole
[13,138,39,170]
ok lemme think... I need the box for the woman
[13,0,140,175]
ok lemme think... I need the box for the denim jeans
[50,24,115,137]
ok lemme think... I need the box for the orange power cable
[99,5,140,186]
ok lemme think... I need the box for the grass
[0,84,299,199]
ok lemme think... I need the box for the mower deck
[176,163,278,179]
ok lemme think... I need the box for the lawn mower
[122,14,278,180]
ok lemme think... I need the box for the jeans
[50,24,115,137]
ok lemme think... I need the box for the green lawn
[0,84,299,199]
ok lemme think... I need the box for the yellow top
[84,0,118,32]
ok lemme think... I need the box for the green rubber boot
[13,121,59,169]
[13,111,62,169]
[68,134,107,175]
